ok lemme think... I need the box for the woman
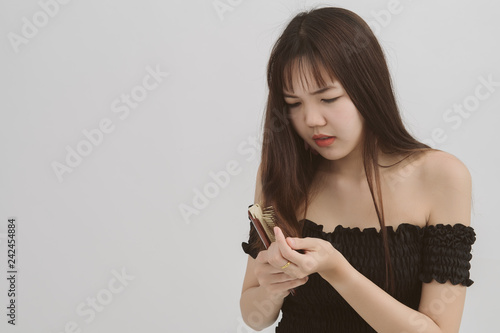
[240,6,476,333]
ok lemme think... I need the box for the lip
[313,135,336,147]
[312,134,334,140]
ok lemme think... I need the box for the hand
[254,242,309,299]
[273,226,341,279]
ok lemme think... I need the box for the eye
[285,102,300,108]
[285,97,339,108]
[322,97,339,104]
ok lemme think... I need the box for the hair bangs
[282,51,337,96]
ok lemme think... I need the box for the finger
[276,275,309,291]
[267,264,290,274]
[273,226,291,257]
[286,236,318,251]
[255,250,268,264]
[274,227,303,263]
[269,272,299,284]
[278,276,309,289]
[265,242,290,269]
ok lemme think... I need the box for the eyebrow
[283,85,337,98]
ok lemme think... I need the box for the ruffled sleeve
[419,223,476,286]
[241,204,259,259]
[241,222,259,259]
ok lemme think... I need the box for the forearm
[321,257,442,333]
[240,285,284,331]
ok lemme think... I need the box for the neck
[318,143,400,184]
[319,143,366,183]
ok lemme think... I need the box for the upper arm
[425,150,472,226]
[241,164,264,295]
[418,151,472,332]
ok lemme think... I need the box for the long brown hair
[249,6,435,295]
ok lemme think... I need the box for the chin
[319,151,347,161]
[322,147,357,161]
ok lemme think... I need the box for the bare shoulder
[421,149,471,186]
[419,149,472,226]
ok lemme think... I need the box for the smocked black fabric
[241,217,476,333]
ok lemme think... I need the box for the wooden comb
[247,203,297,296]
[248,204,277,248]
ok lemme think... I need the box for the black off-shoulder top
[241,211,476,333]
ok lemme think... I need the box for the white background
[0,0,498,332]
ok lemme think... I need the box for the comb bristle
[261,206,277,242]
[262,207,276,222]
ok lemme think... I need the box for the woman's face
[284,64,365,162]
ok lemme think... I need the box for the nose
[304,105,327,128]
